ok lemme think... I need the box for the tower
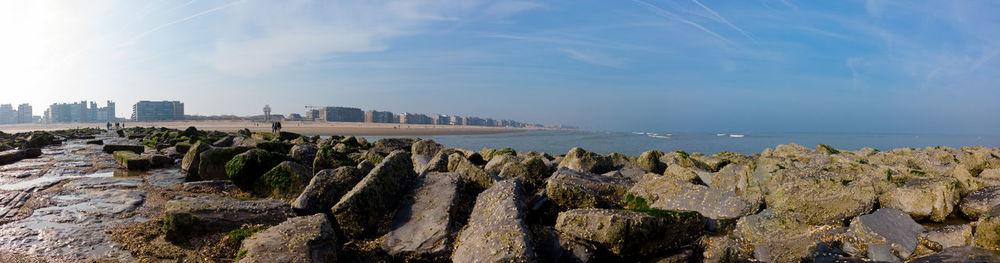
[264,105,271,121]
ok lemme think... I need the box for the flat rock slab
[555,208,704,257]
[879,177,960,222]
[452,179,536,263]
[0,189,146,261]
[163,196,294,242]
[844,208,925,261]
[381,172,461,259]
[911,246,1000,263]
[144,169,187,187]
[238,214,337,263]
[628,174,756,219]
[733,209,819,262]
[959,185,1000,220]
[64,177,143,189]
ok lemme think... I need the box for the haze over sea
[366,130,1000,155]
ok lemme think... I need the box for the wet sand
[0,120,545,136]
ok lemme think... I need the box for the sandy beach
[0,120,545,136]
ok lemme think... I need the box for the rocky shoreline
[0,127,999,262]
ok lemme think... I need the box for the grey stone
[292,167,362,215]
[180,141,212,181]
[381,172,462,259]
[917,224,971,252]
[64,177,143,189]
[197,146,252,181]
[844,208,925,261]
[411,138,442,158]
[452,179,536,263]
[163,196,294,242]
[237,214,336,263]
[733,209,819,262]
[879,177,961,222]
[557,147,614,174]
[910,246,1000,263]
[959,185,1000,220]
[628,174,757,220]
[545,168,634,209]
[289,144,318,168]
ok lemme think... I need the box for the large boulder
[911,246,1000,263]
[555,208,704,257]
[843,208,925,261]
[916,224,971,254]
[879,177,961,222]
[381,172,462,260]
[163,196,294,243]
[289,144,318,167]
[0,148,42,165]
[292,167,363,215]
[733,209,820,262]
[452,179,536,263]
[498,156,550,191]
[558,147,614,174]
[627,174,758,220]
[312,145,356,175]
[102,144,145,154]
[544,168,635,209]
[23,131,58,148]
[237,214,336,263]
[419,151,450,175]
[636,150,666,174]
[226,149,293,190]
[198,146,253,181]
[764,175,877,225]
[331,151,416,239]
[113,151,150,170]
[373,138,417,154]
[181,141,212,180]
[448,153,499,191]
[411,138,443,158]
[959,185,1000,220]
[974,206,1000,250]
[484,154,520,174]
[254,161,313,200]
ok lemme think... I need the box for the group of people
[271,121,282,134]
[105,122,124,130]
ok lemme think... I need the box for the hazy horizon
[2,1,998,134]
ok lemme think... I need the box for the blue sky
[1,0,998,134]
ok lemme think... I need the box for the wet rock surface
[452,179,536,263]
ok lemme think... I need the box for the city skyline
[1,1,997,134]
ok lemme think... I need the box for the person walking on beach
[106,122,111,130]
[275,121,282,134]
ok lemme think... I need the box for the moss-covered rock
[974,207,1000,250]
[226,149,294,190]
[292,166,363,215]
[498,156,550,192]
[411,138,443,158]
[276,131,302,142]
[163,196,293,243]
[24,131,58,149]
[255,140,294,154]
[102,144,145,154]
[237,213,336,263]
[253,161,312,200]
[181,141,213,181]
[545,168,634,209]
[558,147,614,174]
[636,150,666,174]
[879,177,961,222]
[313,145,357,175]
[555,208,704,257]
[447,153,498,191]
[113,151,150,170]
[197,146,253,181]
[331,151,417,239]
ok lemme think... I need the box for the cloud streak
[560,48,624,68]
[117,0,243,48]
[690,0,758,44]
[632,0,737,46]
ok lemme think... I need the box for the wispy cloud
[690,0,758,44]
[632,0,736,46]
[117,0,243,48]
[560,48,624,68]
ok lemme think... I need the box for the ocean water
[364,130,1000,156]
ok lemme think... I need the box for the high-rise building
[0,104,14,124]
[16,104,31,123]
[44,101,115,123]
[434,115,451,125]
[365,110,396,123]
[451,115,464,125]
[399,113,432,124]
[320,107,364,122]
[131,101,184,121]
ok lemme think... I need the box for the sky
[0,0,998,134]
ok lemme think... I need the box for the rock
[733,209,820,262]
[254,161,313,199]
[292,167,363,215]
[64,177,143,189]
[102,144,144,154]
[113,151,150,170]
[974,207,1000,250]
[0,149,42,165]
[213,136,234,147]
[419,151,450,174]
[659,151,710,171]
[312,145,356,175]
[331,151,416,239]
[636,150,666,174]
[197,146,253,181]
[662,165,701,183]
[276,131,302,142]
[340,136,360,147]
[237,214,336,263]
[690,153,730,172]
[182,180,238,192]
[174,142,192,154]
[226,149,293,190]
[555,208,704,257]
[85,139,104,145]
[255,140,294,154]
[917,224,971,253]
[381,172,462,260]
[910,246,1000,263]
[498,156,550,191]
[452,179,536,263]
[24,131,58,148]
[544,168,634,209]
[843,208,925,261]
[148,154,172,168]
[959,185,1000,220]
[411,138,443,158]
[373,138,417,154]
[448,153,499,191]
[180,141,212,180]
[289,144,318,167]
[879,177,961,222]
[627,174,757,220]
[765,174,877,225]
[163,196,293,243]
[484,154,520,174]
[558,147,614,174]
[357,160,375,175]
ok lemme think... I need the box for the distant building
[263,105,272,121]
[463,116,486,126]
[320,106,364,122]
[433,115,451,125]
[286,113,303,121]
[131,101,184,121]
[44,101,116,123]
[399,113,432,124]
[0,104,14,124]
[451,115,464,125]
[16,104,31,123]
[306,109,321,121]
[365,110,397,123]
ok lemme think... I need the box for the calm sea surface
[363,130,1000,155]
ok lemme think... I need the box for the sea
[363,130,1000,156]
